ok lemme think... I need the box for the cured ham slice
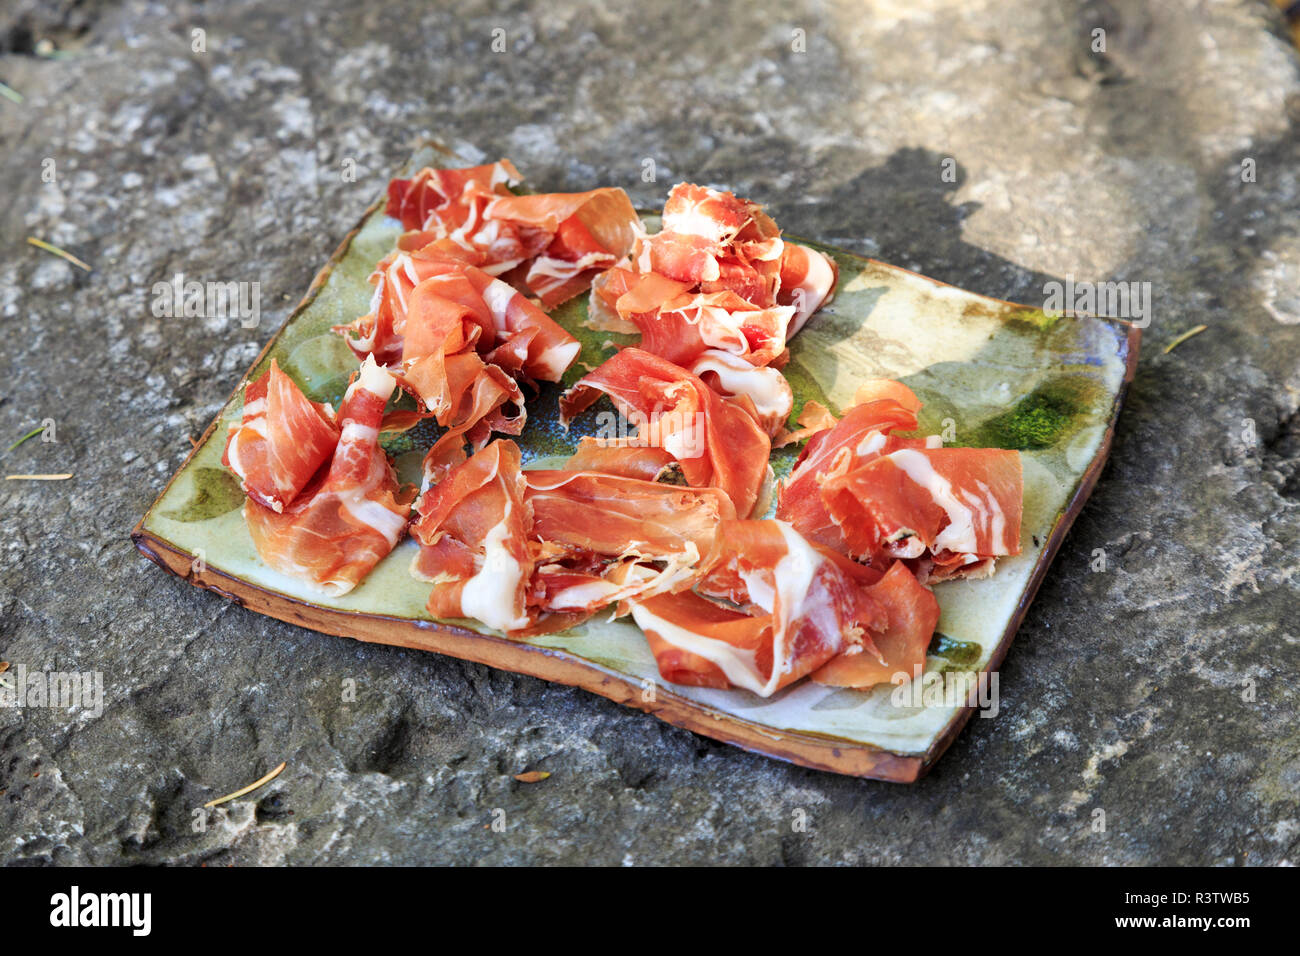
[244,358,416,596]
[700,248,783,309]
[410,438,533,632]
[777,242,839,336]
[387,161,548,274]
[223,360,339,513]
[559,348,771,518]
[409,351,525,489]
[524,469,734,615]
[335,249,580,383]
[599,245,791,364]
[630,520,885,696]
[386,160,522,233]
[585,182,836,435]
[690,349,793,437]
[633,521,944,694]
[773,399,837,449]
[822,447,1023,580]
[409,439,734,631]
[631,291,794,369]
[530,560,690,622]
[563,438,676,482]
[333,250,465,367]
[384,264,522,485]
[461,264,581,382]
[635,591,770,690]
[777,395,923,554]
[851,378,924,413]
[639,231,727,284]
[810,561,940,688]
[619,183,806,310]
[525,470,734,562]
[386,160,639,306]
[333,246,582,484]
[485,188,641,306]
[660,183,779,245]
[776,382,1023,580]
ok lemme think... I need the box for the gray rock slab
[0,0,1296,864]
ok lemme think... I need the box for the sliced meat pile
[409,438,736,635]
[220,158,1025,697]
[586,183,837,436]
[558,347,771,520]
[408,440,947,695]
[334,162,640,482]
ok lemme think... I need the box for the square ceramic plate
[132,143,1140,781]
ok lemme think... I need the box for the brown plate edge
[129,147,1143,783]
[130,528,927,782]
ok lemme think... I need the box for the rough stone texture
[1,0,1297,865]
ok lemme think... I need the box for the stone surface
[1,0,1297,865]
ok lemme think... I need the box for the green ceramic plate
[133,143,1139,781]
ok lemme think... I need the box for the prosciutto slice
[334,248,580,383]
[484,188,641,306]
[409,439,734,631]
[559,348,771,518]
[632,520,945,694]
[410,438,533,632]
[244,358,416,595]
[777,395,924,554]
[811,561,940,688]
[333,246,582,484]
[386,160,639,307]
[524,468,734,616]
[776,382,1023,580]
[396,269,527,485]
[586,182,837,436]
[587,267,689,334]
[689,349,793,437]
[822,448,1023,580]
[562,438,676,482]
[386,160,522,234]
[624,290,793,369]
[777,241,839,336]
[223,359,339,513]
[525,470,734,563]
[630,520,885,696]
